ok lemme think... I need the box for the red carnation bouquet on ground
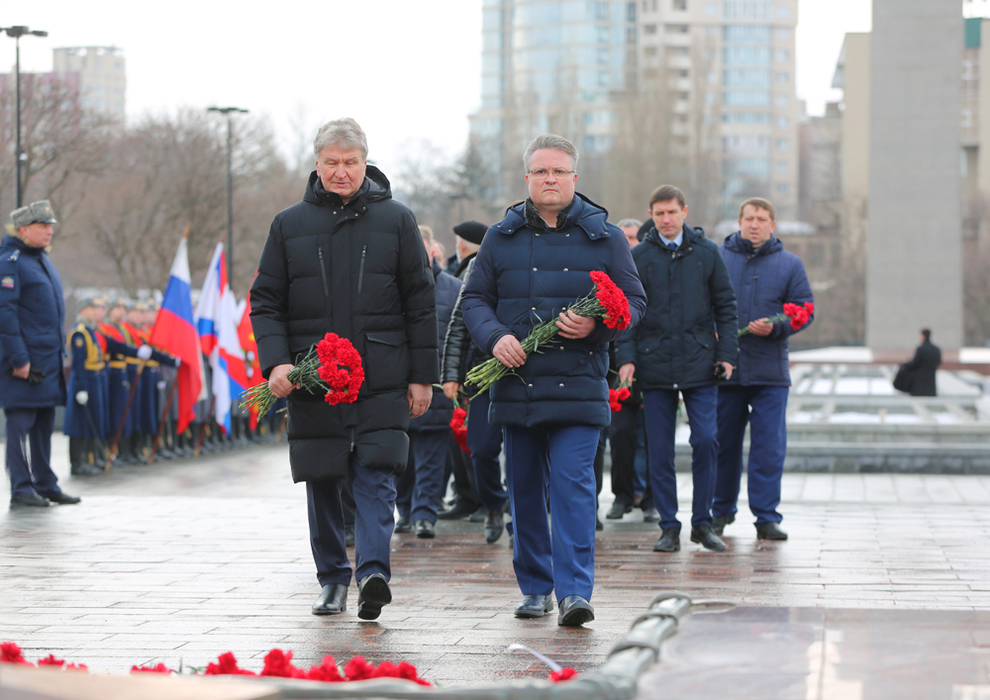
[240,333,365,414]
[465,271,631,395]
[738,302,814,337]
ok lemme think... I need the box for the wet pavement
[3,436,990,696]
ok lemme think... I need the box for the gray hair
[523,133,579,171]
[616,218,643,228]
[313,118,368,160]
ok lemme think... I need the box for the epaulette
[6,249,19,262]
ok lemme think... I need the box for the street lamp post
[207,106,248,289]
[2,26,49,209]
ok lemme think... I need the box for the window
[776,71,789,83]
[776,138,789,150]
[723,0,772,19]
[775,94,789,106]
[666,24,689,33]
[776,49,789,62]
[776,159,788,172]
[776,183,789,193]
[723,112,771,124]
[723,46,772,65]
[724,69,771,88]
[777,115,788,127]
[645,46,659,57]
[723,91,771,105]
[723,25,772,42]
[643,23,658,34]
[776,27,790,40]
[777,3,790,17]
[705,3,717,15]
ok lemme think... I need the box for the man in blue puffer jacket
[714,197,813,541]
[0,201,80,508]
[461,134,646,627]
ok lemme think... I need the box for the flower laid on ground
[450,406,471,454]
[609,384,631,412]
[466,271,632,395]
[550,667,579,682]
[1,644,430,686]
[240,333,365,414]
[738,301,814,337]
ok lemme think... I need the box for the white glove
[157,381,167,390]
[137,345,153,361]
[75,391,89,406]
[246,351,255,362]
[173,356,181,368]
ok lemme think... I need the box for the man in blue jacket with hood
[461,134,645,626]
[714,197,813,541]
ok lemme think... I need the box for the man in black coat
[898,329,941,397]
[0,201,80,508]
[616,185,738,554]
[251,118,437,620]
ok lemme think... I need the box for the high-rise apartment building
[52,46,126,121]
[470,0,799,221]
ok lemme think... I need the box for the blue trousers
[5,407,62,499]
[467,391,507,513]
[503,424,599,603]
[643,386,719,531]
[306,452,396,587]
[714,385,789,526]
[396,429,448,523]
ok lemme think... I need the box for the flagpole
[148,376,179,465]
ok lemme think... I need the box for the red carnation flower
[450,407,471,454]
[131,663,172,674]
[0,642,30,665]
[305,655,344,682]
[204,651,257,676]
[590,270,632,330]
[37,654,64,667]
[344,656,375,681]
[260,648,306,678]
[316,333,365,405]
[550,667,579,682]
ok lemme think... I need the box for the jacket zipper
[350,427,356,452]
[357,245,367,294]
[752,274,760,308]
[318,247,330,297]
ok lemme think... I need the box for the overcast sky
[4,0,872,174]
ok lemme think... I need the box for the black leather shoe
[756,522,788,540]
[653,528,680,552]
[344,527,355,548]
[436,499,477,520]
[712,514,735,536]
[414,519,435,539]
[394,516,412,534]
[691,524,727,552]
[514,594,554,618]
[10,492,52,508]
[47,492,81,505]
[606,501,632,519]
[468,507,486,523]
[596,517,604,531]
[356,573,391,620]
[71,464,102,476]
[311,583,347,615]
[484,510,504,543]
[642,507,660,523]
[558,595,595,627]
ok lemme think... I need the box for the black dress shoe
[642,507,660,523]
[596,517,604,531]
[436,499,477,520]
[414,519,435,539]
[468,507,486,523]
[557,595,595,627]
[606,501,632,519]
[71,463,103,476]
[691,524,727,552]
[712,514,735,536]
[356,573,391,620]
[484,510,504,543]
[311,583,347,615]
[10,492,52,508]
[514,594,554,618]
[756,522,788,540]
[46,492,81,505]
[653,527,680,552]
[394,516,412,534]
[344,527,355,548]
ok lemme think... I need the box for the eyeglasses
[527,168,576,179]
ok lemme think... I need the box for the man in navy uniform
[0,201,80,507]
[65,296,112,475]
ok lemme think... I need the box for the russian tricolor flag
[195,243,226,357]
[149,238,203,435]
[212,289,249,434]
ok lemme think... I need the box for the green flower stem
[239,345,327,415]
[737,312,788,337]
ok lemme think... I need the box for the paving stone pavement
[3,436,990,691]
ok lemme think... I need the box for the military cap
[10,200,58,229]
[452,220,488,245]
[108,297,128,311]
[78,295,107,310]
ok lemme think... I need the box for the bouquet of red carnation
[738,301,814,337]
[240,333,365,415]
[609,384,631,412]
[465,271,632,395]
[450,406,471,454]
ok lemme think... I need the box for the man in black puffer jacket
[251,118,437,620]
[616,185,737,555]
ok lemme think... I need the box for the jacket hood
[303,164,392,207]
[1,234,44,256]
[641,223,706,248]
[723,231,783,256]
[493,192,612,241]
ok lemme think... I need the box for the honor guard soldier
[64,296,112,475]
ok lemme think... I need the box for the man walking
[461,134,645,626]
[616,185,738,553]
[0,201,80,508]
[713,197,813,541]
[251,118,437,619]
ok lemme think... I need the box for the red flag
[237,289,264,430]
